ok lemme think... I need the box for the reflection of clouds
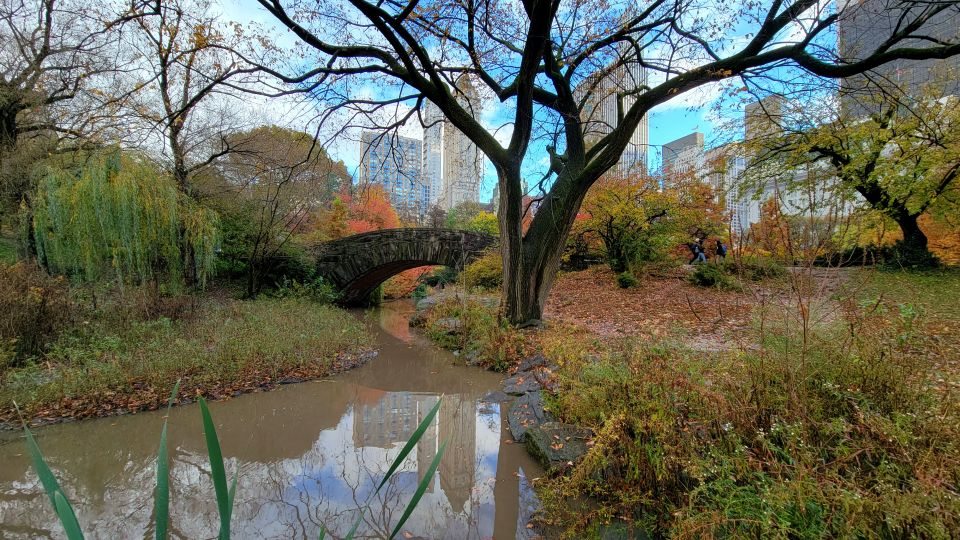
[0,301,543,539]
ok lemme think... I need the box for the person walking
[691,238,707,264]
[716,239,728,260]
[687,242,700,264]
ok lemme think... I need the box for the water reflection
[0,300,542,539]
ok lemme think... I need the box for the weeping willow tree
[31,152,219,287]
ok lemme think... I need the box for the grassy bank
[1,294,372,427]
[540,268,960,537]
[416,268,960,538]
[414,295,532,372]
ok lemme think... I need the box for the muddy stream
[0,300,542,539]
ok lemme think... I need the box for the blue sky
[216,0,820,203]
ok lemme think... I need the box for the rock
[516,353,551,372]
[277,376,303,385]
[416,292,499,312]
[464,350,483,366]
[432,317,463,334]
[408,311,427,327]
[524,422,593,472]
[507,391,554,442]
[479,390,515,403]
[502,372,542,395]
[415,293,446,311]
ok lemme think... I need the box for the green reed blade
[54,490,85,540]
[198,397,232,540]
[318,524,326,540]
[20,405,84,539]
[155,381,180,540]
[342,396,444,539]
[23,426,62,510]
[377,396,442,493]
[228,468,238,521]
[389,440,447,540]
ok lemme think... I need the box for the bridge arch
[315,228,497,305]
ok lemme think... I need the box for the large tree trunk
[893,212,935,266]
[498,169,586,326]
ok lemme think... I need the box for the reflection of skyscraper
[350,390,479,513]
[415,395,439,494]
[352,391,417,449]
[438,397,476,512]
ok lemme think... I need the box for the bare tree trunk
[499,169,586,326]
[893,212,935,266]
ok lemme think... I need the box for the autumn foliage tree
[255,0,960,324]
[748,82,960,266]
[207,126,350,296]
[576,174,725,272]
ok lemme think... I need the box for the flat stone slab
[507,391,554,442]
[516,353,554,372]
[432,317,463,334]
[524,422,593,472]
[502,372,543,395]
[416,292,499,311]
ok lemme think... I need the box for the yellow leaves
[191,24,210,49]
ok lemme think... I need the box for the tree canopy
[255,0,960,324]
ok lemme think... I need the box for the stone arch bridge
[316,228,497,305]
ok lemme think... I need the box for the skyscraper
[577,58,650,176]
[358,131,430,219]
[662,132,705,176]
[838,1,960,115]
[422,100,445,208]
[425,75,485,211]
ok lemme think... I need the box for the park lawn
[853,267,960,321]
[849,267,960,387]
[0,296,372,426]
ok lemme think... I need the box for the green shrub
[271,276,341,304]
[724,256,787,281]
[616,271,638,288]
[0,235,16,264]
[422,299,528,372]
[462,250,503,290]
[423,266,457,287]
[0,262,72,366]
[688,263,741,290]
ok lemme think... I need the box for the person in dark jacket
[716,239,728,259]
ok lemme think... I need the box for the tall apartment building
[422,75,485,211]
[422,99,445,208]
[838,1,960,115]
[703,144,754,235]
[577,58,650,176]
[662,132,705,176]
[358,131,430,218]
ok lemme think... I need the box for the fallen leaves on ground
[545,266,754,349]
